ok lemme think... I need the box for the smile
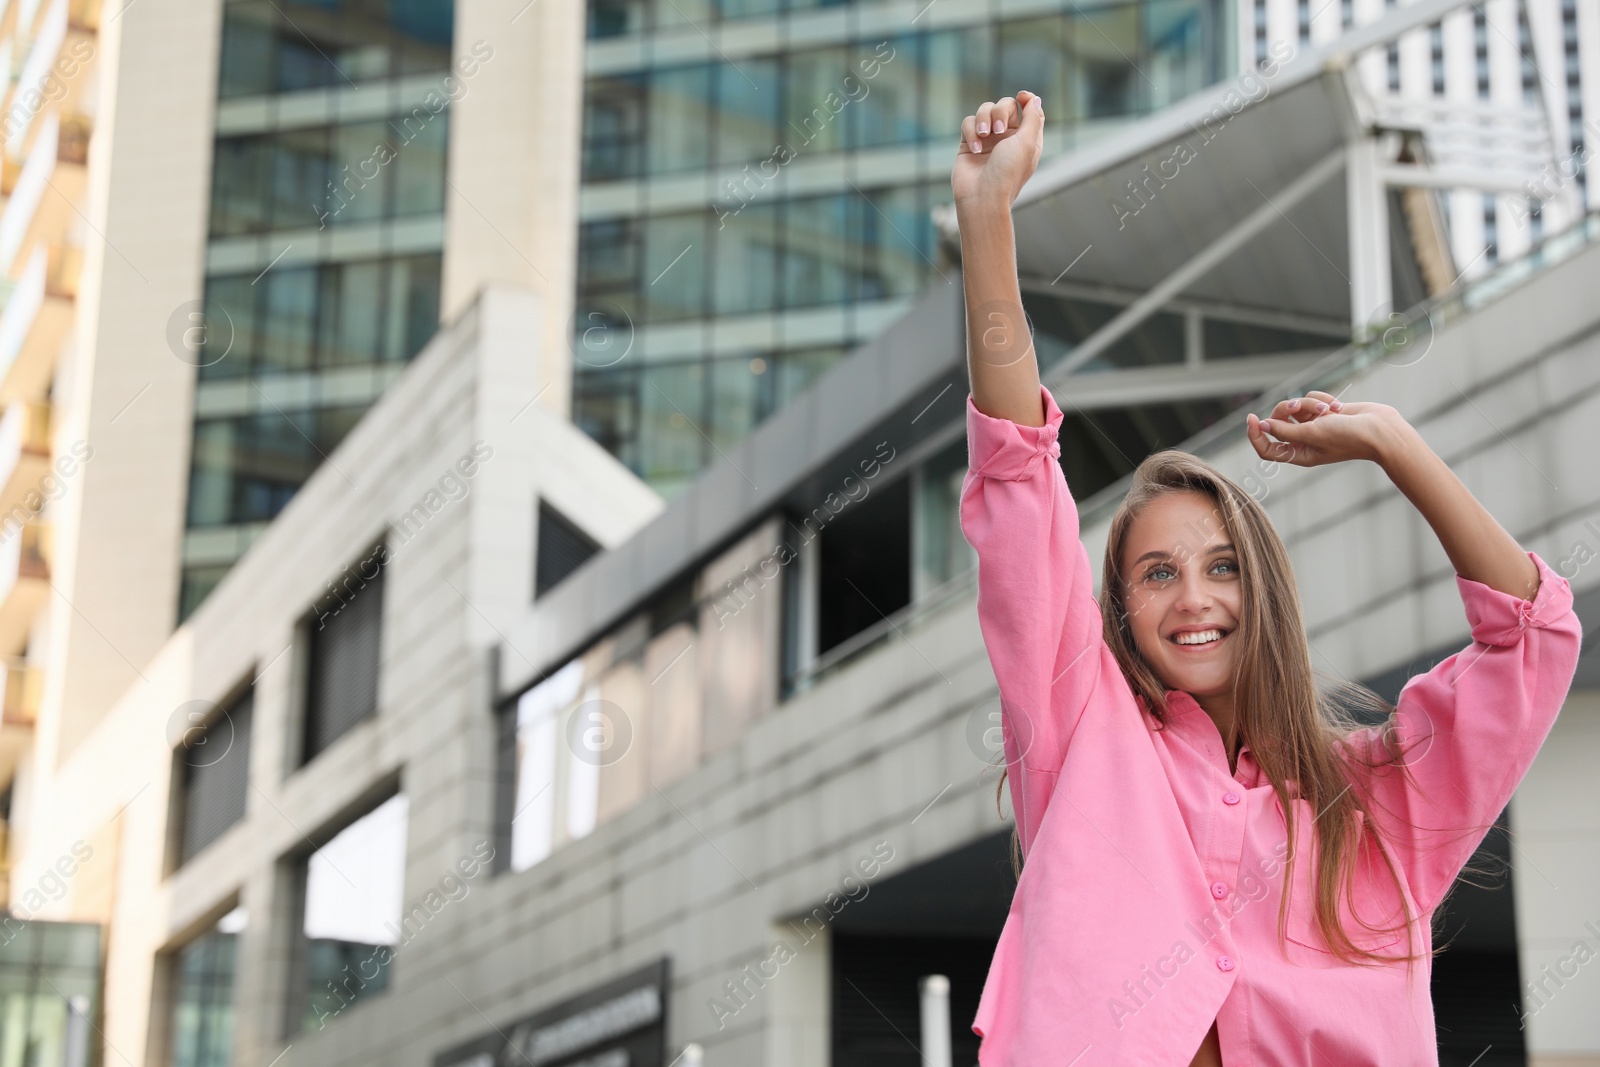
[1169,628,1229,650]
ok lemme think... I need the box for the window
[197,253,443,384]
[501,660,584,873]
[169,907,246,1067]
[209,113,448,237]
[186,405,370,528]
[0,921,99,1067]
[587,0,648,39]
[173,690,254,866]
[535,502,601,598]
[499,572,700,873]
[217,0,453,99]
[302,547,386,763]
[816,474,911,658]
[582,73,647,182]
[294,794,408,1033]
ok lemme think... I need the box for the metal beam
[1043,352,1333,411]
[1379,163,1539,195]
[1042,149,1345,390]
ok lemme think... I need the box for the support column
[1346,135,1392,332]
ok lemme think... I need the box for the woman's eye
[1213,559,1238,575]
[1148,565,1175,581]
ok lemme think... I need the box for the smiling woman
[953,89,1583,1067]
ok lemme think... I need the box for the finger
[1257,415,1319,447]
[1269,395,1332,423]
[1303,388,1342,411]
[976,101,997,136]
[1018,89,1045,132]
[993,95,1017,134]
[1247,413,1299,464]
[960,114,980,153]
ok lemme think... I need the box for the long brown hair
[992,448,1502,969]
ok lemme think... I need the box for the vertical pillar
[765,922,829,1067]
[1346,135,1392,332]
[919,975,952,1067]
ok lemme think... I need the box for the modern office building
[571,0,1232,495]
[1,0,1599,1064]
[570,0,1599,495]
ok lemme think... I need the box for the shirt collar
[1161,689,1261,787]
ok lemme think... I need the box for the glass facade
[180,0,454,621]
[575,0,1227,495]
[0,919,100,1067]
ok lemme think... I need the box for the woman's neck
[1193,692,1240,772]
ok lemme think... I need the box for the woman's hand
[1246,389,1414,468]
[951,90,1046,211]
[1255,393,1541,601]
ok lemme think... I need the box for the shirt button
[1211,881,1228,899]
[1223,791,1241,805]
[1216,955,1235,971]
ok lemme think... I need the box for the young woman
[954,89,1583,1065]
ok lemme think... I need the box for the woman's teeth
[1173,629,1224,645]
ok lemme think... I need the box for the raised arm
[955,91,1117,860]
[1247,392,1583,911]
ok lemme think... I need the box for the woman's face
[1118,491,1243,699]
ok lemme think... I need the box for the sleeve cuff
[1456,551,1574,647]
[965,384,1066,481]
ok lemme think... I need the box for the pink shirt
[960,384,1583,1066]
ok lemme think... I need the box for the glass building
[574,0,1230,495]
[0,919,100,1067]
[179,0,454,620]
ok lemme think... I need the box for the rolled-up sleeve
[959,383,1110,860]
[1339,550,1583,914]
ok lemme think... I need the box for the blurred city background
[0,0,1596,1064]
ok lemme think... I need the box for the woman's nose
[1173,574,1214,613]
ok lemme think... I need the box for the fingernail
[977,122,989,134]
[995,121,1005,133]
[1288,398,1300,409]
[971,140,981,153]
[1260,419,1272,432]
[1314,402,1328,412]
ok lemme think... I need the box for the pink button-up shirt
[960,384,1583,1066]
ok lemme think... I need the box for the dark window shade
[179,692,254,864]
[536,501,601,598]
[303,559,385,762]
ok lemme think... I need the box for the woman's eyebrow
[1130,542,1237,567]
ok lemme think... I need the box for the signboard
[435,959,669,1067]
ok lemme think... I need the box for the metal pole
[919,974,952,1067]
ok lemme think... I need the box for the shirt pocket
[1281,801,1411,961]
